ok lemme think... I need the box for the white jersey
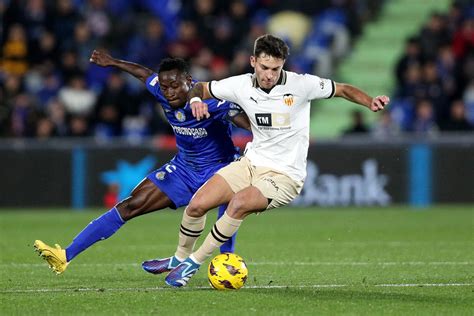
[209,70,335,181]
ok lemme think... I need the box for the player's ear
[250,55,256,68]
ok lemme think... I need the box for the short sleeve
[303,74,335,100]
[145,73,160,96]
[208,75,243,104]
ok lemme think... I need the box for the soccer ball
[208,253,248,290]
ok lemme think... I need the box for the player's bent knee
[186,199,208,218]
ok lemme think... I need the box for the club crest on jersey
[283,94,294,106]
[155,171,166,180]
[175,110,186,122]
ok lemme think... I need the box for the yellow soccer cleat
[34,240,68,274]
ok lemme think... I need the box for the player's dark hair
[253,34,290,60]
[158,58,190,75]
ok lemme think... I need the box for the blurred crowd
[0,0,382,140]
[3,0,471,141]
[387,1,474,136]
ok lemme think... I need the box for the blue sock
[65,207,125,262]
[218,204,237,253]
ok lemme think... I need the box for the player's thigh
[226,186,269,219]
[215,157,252,193]
[189,174,235,214]
[252,170,303,210]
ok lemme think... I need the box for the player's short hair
[158,58,190,75]
[253,34,290,60]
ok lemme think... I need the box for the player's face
[158,69,192,108]
[250,54,285,90]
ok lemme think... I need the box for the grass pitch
[1,206,473,315]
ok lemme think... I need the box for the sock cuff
[183,210,207,224]
[221,211,243,227]
[112,207,125,224]
[189,254,202,265]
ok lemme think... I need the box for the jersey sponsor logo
[155,171,166,180]
[255,113,272,126]
[319,79,325,90]
[175,110,186,122]
[255,113,290,129]
[150,76,159,86]
[170,125,208,138]
[273,113,290,127]
[283,94,294,106]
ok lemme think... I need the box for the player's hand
[89,50,114,67]
[191,101,210,121]
[370,95,390,112]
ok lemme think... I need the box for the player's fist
[89,50,114,67]
[370,95,390,112]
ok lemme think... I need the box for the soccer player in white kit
[165,34,390,287]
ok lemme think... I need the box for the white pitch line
[1,283,472,294]
[1,261,472,268]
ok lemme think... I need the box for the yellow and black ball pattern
[208,253,248,290]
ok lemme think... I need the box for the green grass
[1,206,473,315]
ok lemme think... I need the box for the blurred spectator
[420,12,450,59]
[22,0,51,42]
[83,0,111,38]
[10,93,37,137]
[59,50,82,83]
[420,59,449,125]
[371,111,400,139]
[343,110,369,135]
[126,18,167,70]
[167,20,203,60]
[46,98,69,137]
[267,11,311,52]
[412,99,438,136]
[72,21,97,69]
[464,80,474,125]
[35,71,61,106]
[29,31,59,68]
[2,23,29,76]
[451,16,474,60]
[35,116,56,139]
[58,75,97,115]
[190,47,213,81]
[68,115,90,137]
[395,36,423,86]
[440,99,473,131]
[52,0,80,49]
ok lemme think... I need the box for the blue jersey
[145,74,240,169]
[144,73,242,209]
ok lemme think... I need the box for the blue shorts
[147,156,229,209]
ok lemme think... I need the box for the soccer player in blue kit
[34,50,251,275]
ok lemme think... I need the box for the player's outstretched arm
[188,82,213,120]
[334,83,390,112]
[89,50,153,83]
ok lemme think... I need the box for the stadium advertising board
[0,141,472,208]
